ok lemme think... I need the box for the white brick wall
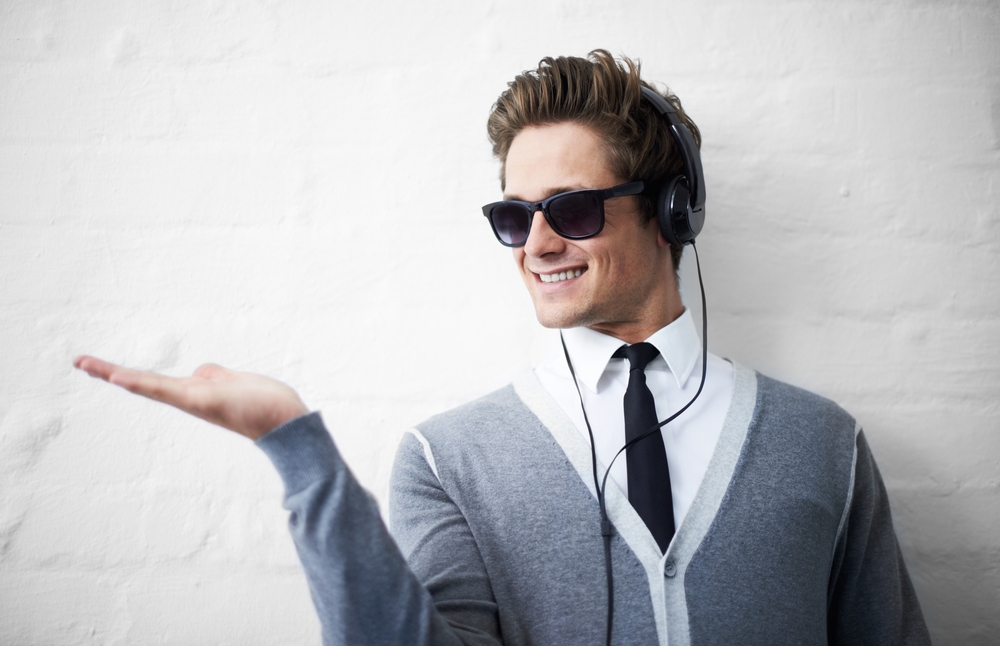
[1,0,997,643]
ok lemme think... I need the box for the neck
[586,310,683,344]
[587,286,685,345]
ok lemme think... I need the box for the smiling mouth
[539,268,585,283]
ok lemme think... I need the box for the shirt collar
[558,309,701,393]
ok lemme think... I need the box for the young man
[75,51,930,644]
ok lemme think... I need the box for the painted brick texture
[1,0,997,644]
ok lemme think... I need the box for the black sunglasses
[482,181,645,247]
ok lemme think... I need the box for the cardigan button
[663,560,676,578]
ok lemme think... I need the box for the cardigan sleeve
[826,430,932,645]
[256,412,501,646]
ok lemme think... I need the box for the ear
[656,226,671,249]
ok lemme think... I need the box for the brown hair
[486,49,701,269]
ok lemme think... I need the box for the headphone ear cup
[656,176,696,247]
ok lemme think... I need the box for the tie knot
[614,342,660,372]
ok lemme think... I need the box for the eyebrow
[502,186,586,202]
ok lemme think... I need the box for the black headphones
[640,87,706,248]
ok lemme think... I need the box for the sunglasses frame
[482,181,645,248]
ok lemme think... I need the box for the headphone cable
[559,241,708,646]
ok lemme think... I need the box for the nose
[523,210,566,258]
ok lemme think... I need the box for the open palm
[74,356,309,440]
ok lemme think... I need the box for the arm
[827,430,931,645]
[258,414,499,645]
[73,356,501,646]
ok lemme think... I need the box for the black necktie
[615,342,675,552]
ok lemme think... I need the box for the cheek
[591,241,631,272]
[512,249,534,282]
[599,243,650,285]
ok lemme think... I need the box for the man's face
[504,121,676,341]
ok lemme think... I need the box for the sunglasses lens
[549,192,602,238]
[490,203,532,246]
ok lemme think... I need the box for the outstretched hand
[73,356,309,441]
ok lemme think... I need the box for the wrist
[247,403,310,441]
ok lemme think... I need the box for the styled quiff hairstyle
[486,49,701,270]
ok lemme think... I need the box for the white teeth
[539,269,584,283]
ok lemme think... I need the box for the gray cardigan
[257,364,930,645]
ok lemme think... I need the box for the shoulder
[416,383,523,435]
[411,380,553,456]
[397,379,578,506]
[751,371,856,435]
[738,369,859,472]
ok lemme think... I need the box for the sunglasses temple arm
[605,181,645,198]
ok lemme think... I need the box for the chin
[533,306,591,330]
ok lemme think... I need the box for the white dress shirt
[534,309,734,531]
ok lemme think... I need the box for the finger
[75,355,190,407]
[74,355,127,381]
[107,368,188,407]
